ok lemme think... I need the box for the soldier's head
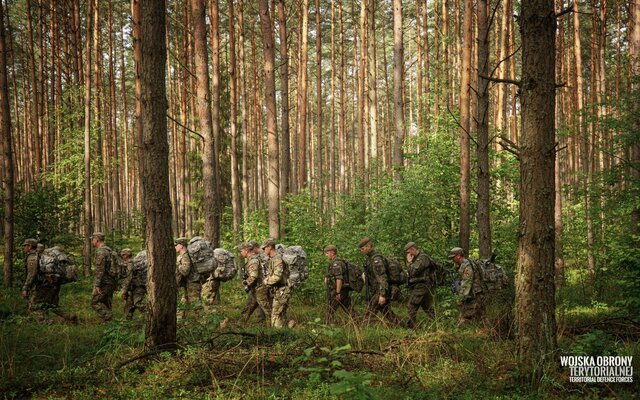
[448,247,465,265]
[120,248,132,261]
[404,242,418,257]
[324,244,337,260]
[358,237,373,255]
[36,243,45,253]
[261,239,277,256]
[249,240,261,254]
[175,237,188,253]
[23,238,37,253]
[239,242,254,258]
[91,232,105,248]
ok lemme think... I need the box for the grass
[1,273,639,399]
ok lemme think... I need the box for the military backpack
[38,247,78,285]
[106,249,127,279]
[344,260,365,292]
[475,252,510,292]
[212,248,238,282]
[187,236,216,276]
[130,250,148,287]
[385,256,407,285]
[281,245,309,287]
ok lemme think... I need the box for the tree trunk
[136,0,177,351]
[476,0,491,258]
[228,0,241,236]
[238,0,250,225]
[368,1,378,166]
[276,0,291,200]
[629,0,640,237]
[83,0,94,277]
[297,0,309,190]
[0,0,14,287]
[458,0,472,252]
[258,0,281,238]
[516,0,557,375]
[358,0,367,178]
[316,0,324,205]
[392,0,404,177]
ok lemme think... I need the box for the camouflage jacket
[94,245,117,287]
[176,252,199,285]
[245,253,265,288]
[264,253,289,287]
[325,257,347,292]
[364,251,389,298]
[407,251,439,287]
[22,250,39,291]
[458,258,483,300]
[122,260,146,292]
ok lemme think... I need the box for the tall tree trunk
[297,0,309,190]
[629,0,640,237]
[516,0,557,375]
[358,0,367,178]
[137,0,177,351]
[368,1,378,166]
[476,0,491,258]
[392,0,404,176]
[316,0,324,205]
[458,0,473,251]
[258,0,280,238]
[238,0,250,225]
[83,0,94,277]
[0,0,14,287]
[338,0,347,193]
[229,0,241,236]
[25,0,41,180]
[276,0,290,200]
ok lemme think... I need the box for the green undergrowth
[1,278,638,399]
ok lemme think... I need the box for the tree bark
[258,0,280,238]
[228,0,241,236]
[136,0,177,351]
[83,0,94,277]
[297,0,309,191]
[392,0,404,177]
[516,0,557,374]
[459,0,473,252]
[629,0,640,237]
[276,0,290,200]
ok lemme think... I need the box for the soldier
[91,232,118,322]
[175,237,202,318]
[262,239,291,328]
[449,247,485,326]
[323,244,357,324]
[359,237,400,327]
[404,242,442,328]
[238,242,271,325]
[36,243,45,254]
[21,239,77,324]
[120,249,147,320]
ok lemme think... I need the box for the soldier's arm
[265,257,283,286]
[458,264,473,299]
[177,255,191,276]
[22,254,39,292]
[373,256,389,297]
[93,250,105,287]
[245,259,259,287]
[121,263,133,292]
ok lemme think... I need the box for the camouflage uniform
[363,251,400,326]
[22,248,76,324]
[405,251,440,328]
[457,258,485,326]
[239,253,271,325]
[265,252,290,328]
[176,252,202,317]
[324,257,356,324]
[201,276,220,309]
[92,245,117,322]
[122,259,147,319]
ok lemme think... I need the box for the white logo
[561,356,634,383]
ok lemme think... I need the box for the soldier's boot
[92,303,113,322]
[53,309,79,324]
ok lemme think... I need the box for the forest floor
[1,272,638,399]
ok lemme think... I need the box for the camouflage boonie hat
[324,244,337,253]
[120,248,132,257]
[175,237,188,246]
[449,247,465,258]
[23,238,37,247]
[92,232,105,241]
[239,242,254,251]
[404,242,417,251]
[261,239,276,250]
[358,237,371,248]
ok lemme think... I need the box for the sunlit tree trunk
[458,0,473,251]
[83,0,94,277]
[297,0,309,191]
[630,0,640,237]
[276,0,290,200]
[228,0,241,236]
[392,0,404,177]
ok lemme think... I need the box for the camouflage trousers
[239,288,267,324]
[124,286,147,319]
[364,293,400,327]
[458,295,486,326]
[270,285,292,328]
[178,282,203,318]
[405,284,435,328]
[325,288,357,324]
[92,283,116,322]
[201,278,220,309]
[28,283,77,324]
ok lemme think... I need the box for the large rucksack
[131,250,148,287]
[212,248,238,282]
[385,256,406,285]
[344,260,364,293]
[39,247,78,285]
[475,253,510,292]
[281,245,309,287]
[187,236,217,276]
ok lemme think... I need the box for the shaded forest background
[0,0,639,396]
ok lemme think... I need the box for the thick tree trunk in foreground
[516,0,557,375]
[137,0,177,351]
